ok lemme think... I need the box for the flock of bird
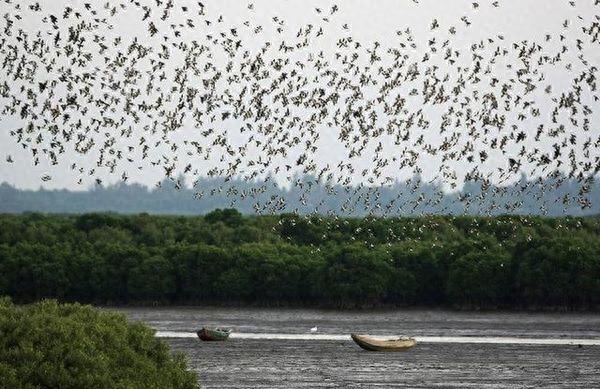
[1,0,599,223]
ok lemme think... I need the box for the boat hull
[197,328,230,341]
[351,334,416,351]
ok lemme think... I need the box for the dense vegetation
[0,298,198,389]
[0,212,599,310]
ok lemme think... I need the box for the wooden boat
[351,334,417,351]
[197,327,231,341]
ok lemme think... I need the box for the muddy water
[115,307,600,388]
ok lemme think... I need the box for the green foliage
[129,256,176,302]
[204,208,243,227]
[320,245,393,307]
[515,236,600,308]
[0,212,599,309]
[0,298,199,389]
[447,251,512,308]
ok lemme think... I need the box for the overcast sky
[1,0,599,191]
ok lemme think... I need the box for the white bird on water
[310,326,318,333]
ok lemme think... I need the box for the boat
[197,327,231,341]
[350,334,417,351]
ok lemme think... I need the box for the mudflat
[117,307,600,388]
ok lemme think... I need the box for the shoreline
[102,302,600,313]
[155,331,600,346]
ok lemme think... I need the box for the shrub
[0,298,199,389]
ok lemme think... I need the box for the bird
[0,0,597,229]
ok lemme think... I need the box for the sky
[0,0,598,192]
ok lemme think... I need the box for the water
[156,331,600,346]
[115,307,600,388]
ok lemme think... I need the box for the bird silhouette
[0,0,597,233]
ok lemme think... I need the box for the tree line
[1,171,599,217]
[0,211,599,310]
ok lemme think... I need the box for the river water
[115,307,600,388]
